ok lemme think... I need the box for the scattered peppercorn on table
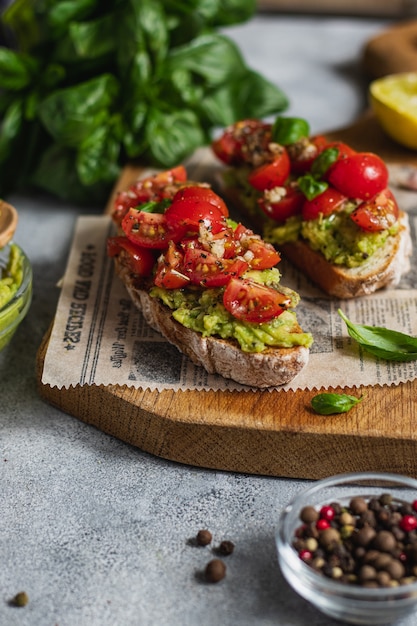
[2,12,417,626]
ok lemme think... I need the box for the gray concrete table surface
[1,12,415,626]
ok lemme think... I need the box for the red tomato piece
[223,278,290,323]
[154,241,190,289]
[324,141,356,161]
[234,224,281,269]
[288,134,328,174]
[122,209,173,249]
[247,150,291,191]
[350,188,399,232]
[212,119,271,165]
[150,165,187,185]
[113,166,187,224]
[198,221,239,259]
[244,239,281,270]
[107,236,156,276]
[258,185,304,222]
[327,152,389,200]
[182,244,248,288]
[169,185,229,217]
[164,199,226,241]
[301,187,347,221]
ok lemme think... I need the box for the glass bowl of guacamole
[0,241,32,352]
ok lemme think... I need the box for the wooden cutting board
[36,113,417,479]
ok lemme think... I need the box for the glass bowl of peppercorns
[276,472,417,625]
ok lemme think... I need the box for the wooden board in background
[36,114,417,479]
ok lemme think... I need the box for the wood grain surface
[36,113,417,479]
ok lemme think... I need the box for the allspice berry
[205,559,226,583]
[372,530,396,553]
[196,529,212,546]
[218,540,235,556]
[300,506,319,524]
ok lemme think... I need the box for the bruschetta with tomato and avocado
[107,166,313,388]
[212,117,412,298]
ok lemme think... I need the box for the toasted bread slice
[218,179,412,299]
[115,258,309,388]
[279,212,411,298]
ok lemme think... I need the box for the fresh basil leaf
[135,199,171,214]
[205,0,256,26]
[122,101,148,159]
[311,392,363,415]
[311,147,339,178]
[69,14,117,60]
[272,116,310,145]
[146,108,205,166]
[31,143,112,205]
[47,0,97,32]
[201,69,288,126]
[298,174,328,200]
[0,48,38,90]
[0,99,24,162]
[38,74,119,147]
[135,0,168,65]
[167,33,246,87]
[170,67,204,106]
[77,124,121,185]
[338,309,417,362]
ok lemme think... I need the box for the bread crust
[280,212,411,298]
[219,181,412,299]
[114,258,309,388]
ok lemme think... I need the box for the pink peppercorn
[316,518,331,531]
[412,500,417,513]
[399,515,417,532]
[319,505,335,521]
[299,549,313,561]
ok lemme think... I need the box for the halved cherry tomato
[107,236,156,276]
[258,185,304,222]
[223,278,290,323]
[350,189,399,232]
[247,150,291,191]
[122,209,173,249]
[113,166,187,224]
[154,241,190,289]
[164,199,225,240]
[301,187,347,221]
[287,135,328,174]
[182,243,248,288]
[324,141,356,161]
[327,152,388,200]
[234,224,281,269]
[168,185,229,217]
[212,119,270,165]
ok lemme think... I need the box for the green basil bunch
[0,0,288,203]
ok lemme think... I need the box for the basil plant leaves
[0,0,289,204]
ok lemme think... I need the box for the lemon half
[369,72,417,150]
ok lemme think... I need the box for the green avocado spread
[0,243,26,351]
[150,268,313,353]
[224,169,399,269]
[0,243,23,309]
[265,206,399,269]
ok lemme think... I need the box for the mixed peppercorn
[293,493,417,587]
